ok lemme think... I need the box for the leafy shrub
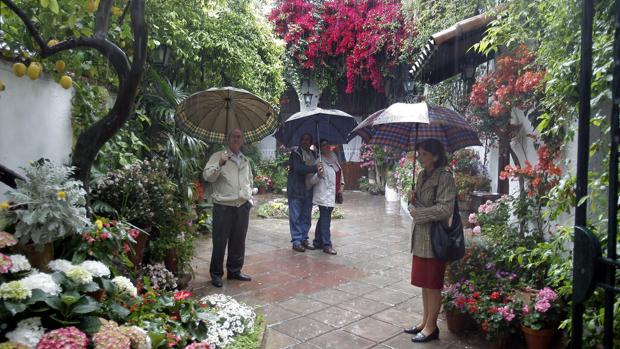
[0,160,89,248]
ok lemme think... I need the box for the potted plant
[474,290,522,348]
[0,161,89,270]
[254,175,272,194]
[521,287,562,349]
[441,282,470,334]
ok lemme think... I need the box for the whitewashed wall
[0,60,73,199]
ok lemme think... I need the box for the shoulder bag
[430,184,465,262]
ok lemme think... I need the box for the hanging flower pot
[445,309,467,334]
[521,325,555,349]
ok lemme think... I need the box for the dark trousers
[313,205,334,248]
[288,191,313,245]
[210,202,251,277]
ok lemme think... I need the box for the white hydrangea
[131,326,152,349]
[5,317,45,348]
[79,260,110,278]
[200,294,256,347]
[65,265,93,284]
[9,254,31,273]
[48,259,73,273]
[20,272,61,296]
[112,276,138,297]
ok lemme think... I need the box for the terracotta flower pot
[522,325,555,349]
[445,309,467,334]
[128,230,149,267]
[16,243,54,272]
[164,248,179,274]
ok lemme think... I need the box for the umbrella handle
[411,123,419,191]
[316,122,322,162]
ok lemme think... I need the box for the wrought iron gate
[571,0,620,348]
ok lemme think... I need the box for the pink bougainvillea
[269,0,412,93]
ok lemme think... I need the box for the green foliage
[1,160,89,247]
[254,152,289,193]
[257,198,344,219]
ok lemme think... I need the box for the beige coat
[410,167,457,258]
[203,149,253,207]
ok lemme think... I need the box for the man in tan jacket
[203,129,253,287]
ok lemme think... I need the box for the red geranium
[174,290,193,301]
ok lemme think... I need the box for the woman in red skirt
[405,139,456,343]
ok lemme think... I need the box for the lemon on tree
[48,39,59,47]
[59,75,73,89]
[27,62,42,80]
[12,63,27,77]
[86,0,97,13]
[55,60,66,73]
[0,80,5,91]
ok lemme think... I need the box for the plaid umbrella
[176,87,277,144]
[349,102,481,152]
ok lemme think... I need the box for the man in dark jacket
[287,133,322,252]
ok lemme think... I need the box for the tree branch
[94,0,113,39]
[0,0,130,79]
[42,38,130,79]
[1,0,47,50]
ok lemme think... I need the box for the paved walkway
[190,191,488,349]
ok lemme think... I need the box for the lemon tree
[0,0,147,182]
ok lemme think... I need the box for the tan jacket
[203,149,253,207]
[410,167,456,258]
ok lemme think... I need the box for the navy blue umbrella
[275,108,358,159]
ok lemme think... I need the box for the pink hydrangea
[0,232,18,248]
[468,213,478,224]
[36,327,88,349]
[472,226,481,235]
[535,300,551,313]
[0,253,13,274]
[522,304,530,315]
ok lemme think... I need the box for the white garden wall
[0,60,74,199]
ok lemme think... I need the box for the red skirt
[411,255,447,289]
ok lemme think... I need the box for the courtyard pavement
[190,191,489,349]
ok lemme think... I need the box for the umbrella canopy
[176,86,277,144]
[275,108,358,147]
[349,102,481,152]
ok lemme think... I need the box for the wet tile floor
[190,191,489,349]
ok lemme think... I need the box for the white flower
[131,326,151,349]
[48,259,73,272]
[5,317,45,348]
[200,294,256,346]
[112,276,137,297]
[79,260,110,278]
[20,272,61,296]
[9,255,31,273]
[66,265,93,284]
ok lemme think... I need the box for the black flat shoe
[292,244,305,252]
[211,276,223,288]
[403,326,423,335]
[228,272,252,281]
[411,327,439,343]
[302,240,315,250]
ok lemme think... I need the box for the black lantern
[403,77,418,103]
[152,44,170,67]
[302,79,313,107]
